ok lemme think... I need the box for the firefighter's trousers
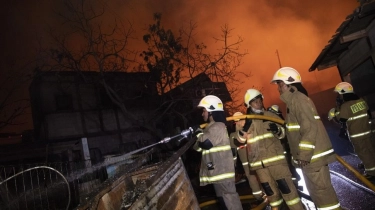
[213,181,243,210]
[256,163,303,210]
[303,165,341,210]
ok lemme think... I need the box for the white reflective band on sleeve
[311,149,335,160]
[202,145,231,155]
[250,155,285,167]
[200,172,235,182]
[242,162,249,166]
[317,203,341,210]
[299,143,315,150]
[270,198,284,207]
[286,197,301,206]
[233,157,237,161]
[286,123,300,131]
[365,166,375,172]
[196,133,203,138]
[350,130,371,138]
[252,190,263,195]
[287,116,320,131]
[196,148,202,152]
[248,133,274,143]
[347,113,368,121]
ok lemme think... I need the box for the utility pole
[276,49,282,68]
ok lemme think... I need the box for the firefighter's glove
[198,139,213,150]
[190,125,200,132]
[190,125,203,138]
[267,123,280,135]
[195,128,203,138]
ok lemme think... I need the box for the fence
[0,139,187,210]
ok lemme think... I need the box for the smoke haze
[1,0,359,131]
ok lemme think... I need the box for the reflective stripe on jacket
[235,111,287,170]
[337,99,372,139]
[280,86,336,168]
[193,121,235,186]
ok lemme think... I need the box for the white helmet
[334,82,354,95]
[271,67,302,84]
[244,89,263,108]
[197,95,224,111]
[269,105,279,112]
[232,112,243,122]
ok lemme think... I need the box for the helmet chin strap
[251,106,264,114]
[206,112,212,123]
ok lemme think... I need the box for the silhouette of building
[310,1,375,112]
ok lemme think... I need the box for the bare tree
[39,0,165,137]
[0,63,33,131]
[141,13,250,127]
[39,1,250,139]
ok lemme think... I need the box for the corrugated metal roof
[309,2,375,71]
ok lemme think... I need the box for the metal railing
[0,146,170,210]
[0,166,70,210]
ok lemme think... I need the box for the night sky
[0,0,359,132]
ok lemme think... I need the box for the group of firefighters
[190,66,375,210]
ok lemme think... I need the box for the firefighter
[332,82,375,180]
[271,67,341,210]
[267,105,301,185]
[193,95,243,210]
[229,112,264,201]
[235,89,303,210]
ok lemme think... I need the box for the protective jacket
[337,98,372,139]
[235,110,304,209]
[337,98,375,175]
[193,121,235,186]
[236,111,286,171]
[280,86,336,170]
[230,130,264,199]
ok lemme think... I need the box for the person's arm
[293,97,319,165]
[267,112,286,139]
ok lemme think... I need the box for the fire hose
[140,114,375,192]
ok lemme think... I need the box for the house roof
[165,73,232,103]
[309,1,375,71]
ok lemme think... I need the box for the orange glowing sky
[1,0,359,132]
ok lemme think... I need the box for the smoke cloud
[1,0,359,131]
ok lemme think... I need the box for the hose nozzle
[181,127,193,137]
